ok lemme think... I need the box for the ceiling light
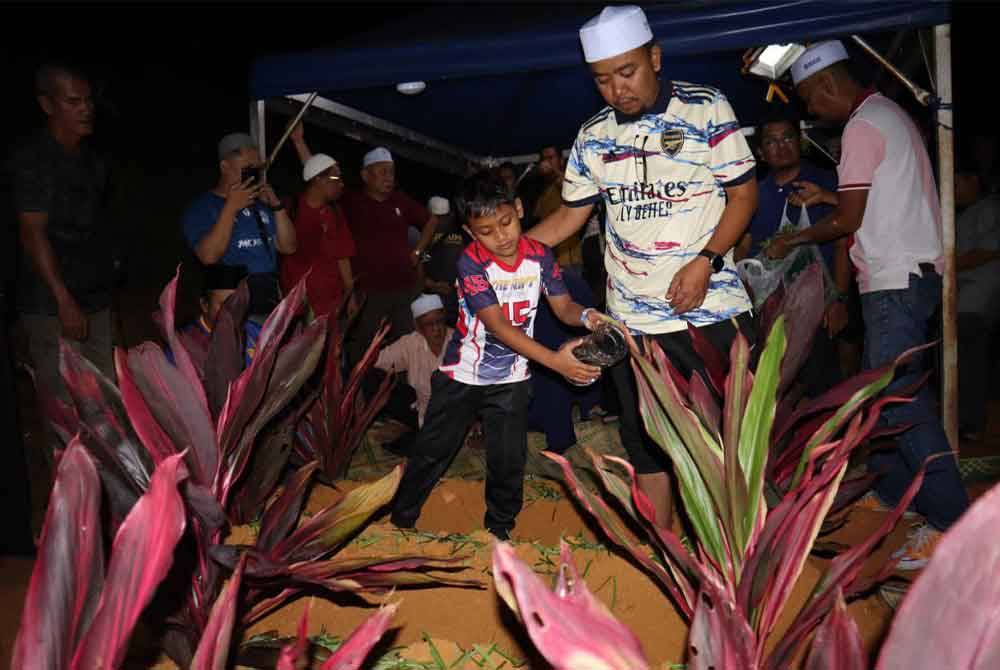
[396,81,427,96]
[747,43,806,80]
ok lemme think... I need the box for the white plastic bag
[737,200,836,309]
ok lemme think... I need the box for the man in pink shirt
[769,41,968,569]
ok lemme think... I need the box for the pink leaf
[115,347,176,466]
[492,541,650,670]
[71,452,189,669]
[158,267,211,416]
[320,602,398,670]
[190,556,246,670]
[877,480,1000,670]
[687,570,757,670]
[806,590,865,670]
[12,439,104,670]
[276,602,310,670]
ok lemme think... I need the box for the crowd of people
[4,5,998,567]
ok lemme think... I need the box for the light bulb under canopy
[396,81,427,95]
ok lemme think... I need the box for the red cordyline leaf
[115,346,176,467]
[543,451,694,617]
[257,461,319,554]
[765,458,932,670]
[158,267,211,417]
[320,601,398,670]
[190,555,246,670]
[877,479,1000,670]
[71,452,190,669]
[687,322,728,395]
[774,262,825,394]
[806,589,865,670]
[12,438,104,670]
[204,281,251,417]
[216,277,309,478]
[493,541,650,670]
[276,601,312,670]
[125,341,218,488]
[217,316,327,507]
[689,371,721,436]
[687,569,757,670]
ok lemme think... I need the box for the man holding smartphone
[183,133,297,316]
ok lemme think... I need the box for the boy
[390,173,605,540]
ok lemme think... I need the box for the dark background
[0,1,996,343]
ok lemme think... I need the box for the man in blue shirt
[737,109,853,393]
[183,133,297,316]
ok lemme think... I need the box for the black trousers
[391,371,532,533]
[609,313,755,474]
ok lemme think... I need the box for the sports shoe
[891,523,943,571]
[854,491,919,520]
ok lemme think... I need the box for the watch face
[712,254,725,272]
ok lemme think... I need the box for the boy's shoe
[891,523,943,571]
[488,527,511,542]
[854,491,919,520]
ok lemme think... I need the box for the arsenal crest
[660,129,684,156]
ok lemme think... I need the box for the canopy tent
[247,1,959,447]
[249,0,949,164]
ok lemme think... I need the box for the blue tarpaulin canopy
[249,0,949,161]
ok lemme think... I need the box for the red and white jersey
[440,236,568,386]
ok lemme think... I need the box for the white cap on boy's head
[411,294,444,320]
[791,40,849,86]
[362,146,394,168]
[579,5,653,63]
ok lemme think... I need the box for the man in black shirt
[8,63,115,408]
[422,195,468,326]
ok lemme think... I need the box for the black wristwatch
[697,249,725,273]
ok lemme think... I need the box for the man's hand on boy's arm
[545,293,605,331]
[477,304,601,386]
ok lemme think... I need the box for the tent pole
[266,92,318,169]
[934,24,958,451]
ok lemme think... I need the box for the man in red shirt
[290,125,438,364]
[280,153,356,318]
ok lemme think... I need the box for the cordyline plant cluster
[14,270,476,669]
[489,264,977,670]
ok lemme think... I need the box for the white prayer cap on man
[579,5,653,64]
[411,294,444,320]
[362,146,394,168]
[427,196,450,216]
[302,154,338,181]
[791,40,849,86]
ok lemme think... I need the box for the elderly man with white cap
[370,293,454,454]
[528,5,758,528]
[288,123,439,365]
[766,40,969,569]
[280,152,357,318]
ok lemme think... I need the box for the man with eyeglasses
[738,109,855,392]
[280,153,356,318]
[183,133,297,317]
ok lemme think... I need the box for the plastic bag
[737,200,837,309]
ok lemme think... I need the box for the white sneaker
[891,523,943,571]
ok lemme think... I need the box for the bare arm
[666,178,758,313]
[526,203,594,248]
[413,214,439,258]
[477,304,600,385]
[832,237,851,295]
[544,292,599,330]
[734,232,752,262]
[272,209,297,254]
[18,212,88,340]
[792,189,867,245]
[289,122,313,165]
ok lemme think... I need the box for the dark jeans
[958,312,996,433]
[391,372,532,534]
[609,312,755,474]
[864,270,969,530]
